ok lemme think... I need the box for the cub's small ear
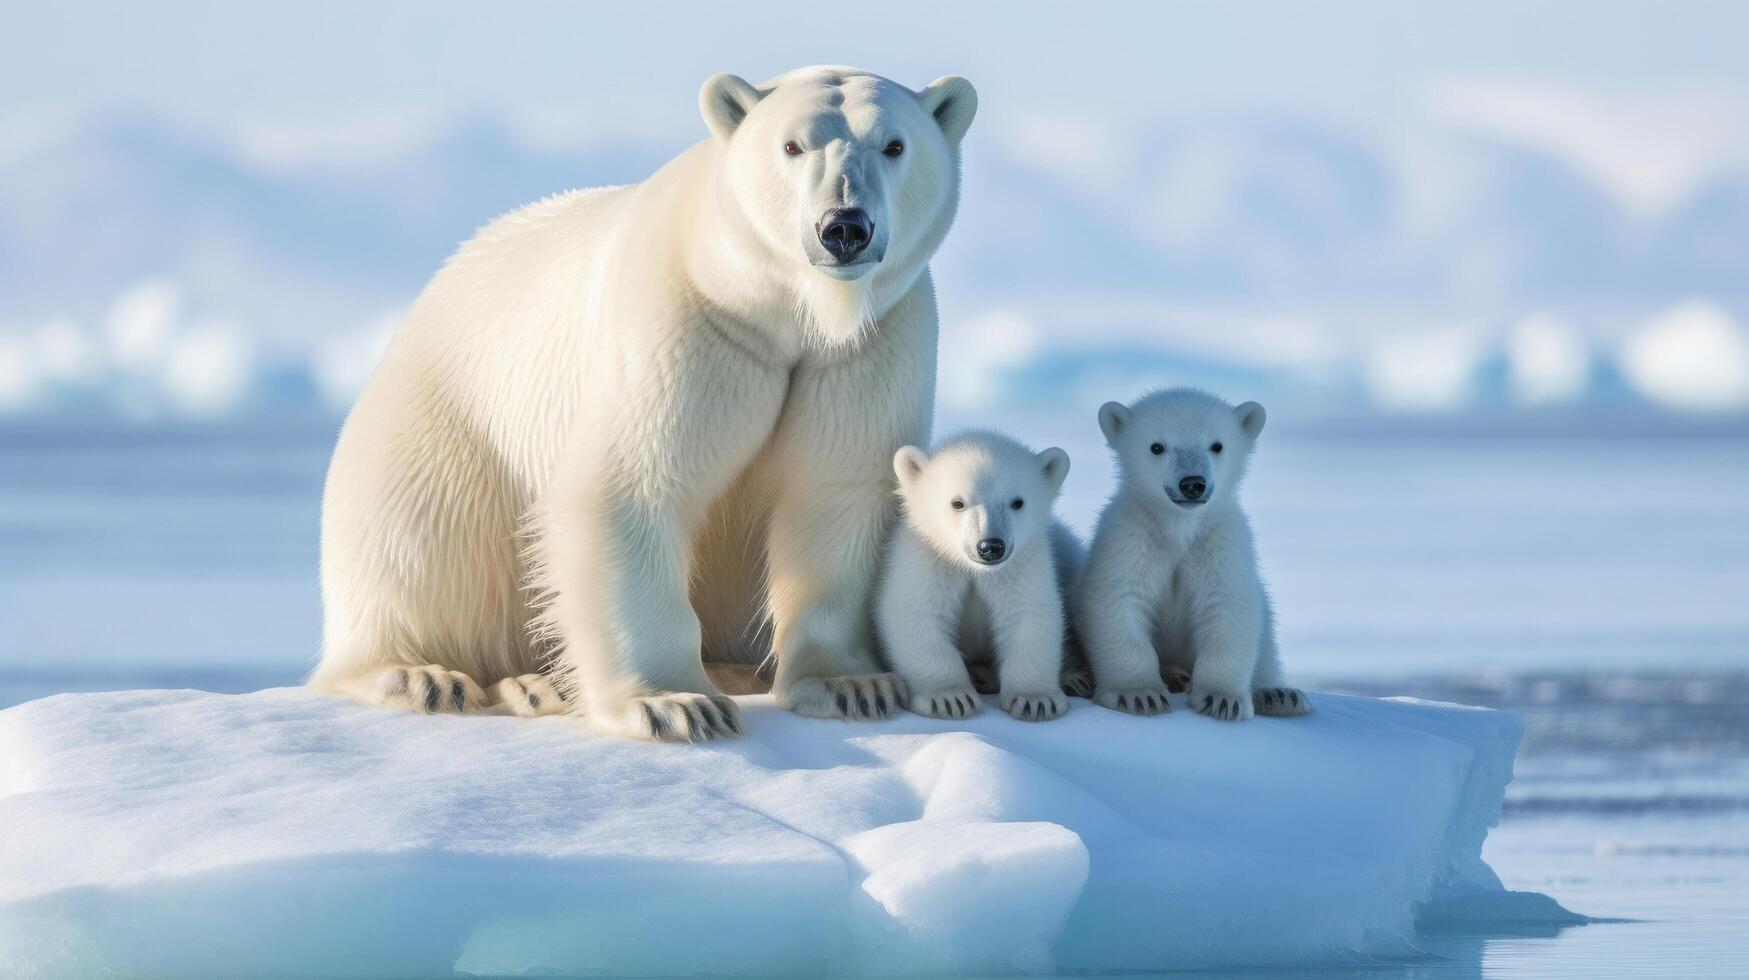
[918,75,978,144]
[1038,447,1071,493]
[893,445,929,489]
[1236,401,1267,439]
[1097,401,1132,445]
[699,73,764,140]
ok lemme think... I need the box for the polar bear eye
[1010,498,1024,510]
[783,141,803,156]
[1211,442,1224,454]
[884,139,904,157]
[1150,442,1165,455]
[951,498,966,511]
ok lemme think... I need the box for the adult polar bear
[311,66,976,741]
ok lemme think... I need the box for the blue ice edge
[0,688,1580,977]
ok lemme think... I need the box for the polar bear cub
[877,433,1081,721]
[1074,389,1311,721]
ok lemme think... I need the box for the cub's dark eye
[783,141,802,156]
[1150,443,1165,455]
[1211,442,1224,454]
[884,139,905,157]
[951,498,965,511]
[1010,498,1024,510]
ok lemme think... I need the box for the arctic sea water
[0,421,1745,978]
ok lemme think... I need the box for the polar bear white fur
[876,433,1082,722]
[1073,389,1311,721]
[310,66,978,741]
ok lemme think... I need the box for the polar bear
[875,433,1082,721]
[1073,388,1311,721]
[310,66,978,741]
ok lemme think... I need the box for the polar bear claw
[1096,687,1172,716]
[492,674,567,718]
[1060,665,1095,698]
[781,673,908,721]
[1254,687,1313,717]
[1194,687,1255,722]
[592,693,742,742]
[370,665,489,715]
[916,687,982,720]
[1002,690,1068,721]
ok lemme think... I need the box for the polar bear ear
[700,73,764,141]
[1038,447,1071,494]
[893,446,929,490]
[918,75,978,145]
[1097,402,1132,446]
[1235,401,1267,439]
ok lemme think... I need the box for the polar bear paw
[492,673,566,718]
[372,665,490,714]
[1002,690,1068,722]
[1254,687,1313,717]
[1193,686,1255,721]
[1096,687,1172,716]
[914,686,982,720]
[1163,666,1194,694]
[592,692,742,742]
[966,662,1000,695]
[1060,666,1096,699]
[782,673,908,721]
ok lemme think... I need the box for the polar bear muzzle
[974,536,1009,564]
[815,207,877,265]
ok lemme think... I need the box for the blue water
[2,423,1746,978]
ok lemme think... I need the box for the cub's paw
[967,662,1000,696]
[493,673,566,718]
[373,665,489,714]
[1060,667,1096,699]
[1163,666,1194,694]
[1192,686,1255,721]
[592,692,742,742]
[1254,687,1313,717]
[1096,687,1172,716]
[1002,690,1068,722]
[914,687,982,720]
[781,673,908,721]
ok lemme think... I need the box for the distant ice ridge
[0,688,1577,978]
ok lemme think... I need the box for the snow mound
[0,688,1572,978]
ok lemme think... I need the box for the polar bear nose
[817,208,873,262]
[1178,476,1207,500]
[975,538,1007,563]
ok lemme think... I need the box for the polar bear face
[893,434,1069,572]
[699,66,975,338]
[1099,389,1266,515]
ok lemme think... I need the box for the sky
[7,1,1746,127]
[4,1,1749,424]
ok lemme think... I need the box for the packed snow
[0,686,1573,978]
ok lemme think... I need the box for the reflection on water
[1327,673,1749,980]
[89,924,1707,980]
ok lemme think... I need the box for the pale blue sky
[5,1,1746,126]
[5,0,1749,422]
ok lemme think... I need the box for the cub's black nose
[818,208,873,262]
[975,538,1007,563]
[1178,476,1207,500]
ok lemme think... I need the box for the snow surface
[0,687,1573,978]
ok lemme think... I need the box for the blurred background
[1,2,1745,973]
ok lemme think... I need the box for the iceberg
[0,687,1575,978]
